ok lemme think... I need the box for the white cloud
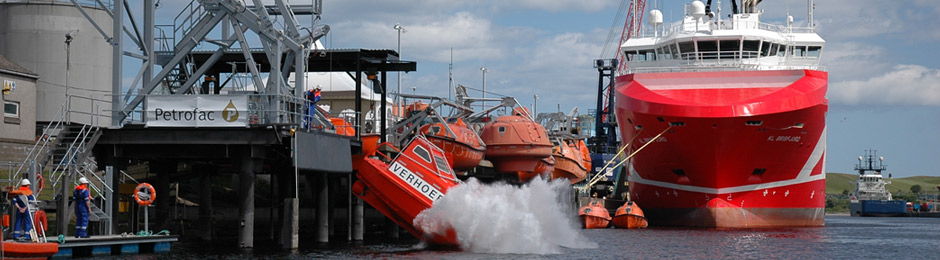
[830,64,940,106]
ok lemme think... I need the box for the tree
[842,189,849,196]
[911,185,922,194]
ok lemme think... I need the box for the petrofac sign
[146,95,248,127]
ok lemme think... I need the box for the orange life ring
[36,173,45,191]
[33,210,48,231]
[134,183,156,206]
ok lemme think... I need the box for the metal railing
[12,104,68,181]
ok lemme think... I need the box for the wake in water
[413,177,598,254]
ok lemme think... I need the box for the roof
[0,54,38,79]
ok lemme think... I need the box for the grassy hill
[826,172,940,195]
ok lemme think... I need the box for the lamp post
[533,94,539,116]
[393,23,405,118]
[65,31,76,122]
[480,66,487,112]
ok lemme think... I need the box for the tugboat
[849,150,907,217]
[352,135,460,245]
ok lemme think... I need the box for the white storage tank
[0,1,113,127]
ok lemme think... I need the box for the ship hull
[616,70,828,228]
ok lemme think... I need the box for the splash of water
[414,177,598,254]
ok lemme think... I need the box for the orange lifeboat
[550,139,588,184]
[419,118,485,171]
[612,201,648,229]
[352,135,460,246]
[0,223,58,259]
[576,139,592,170]
[578,200,611,229]
[329,117,356,136]
[516,156,555,182]
[480,108,553,173]
[405,101,429,117]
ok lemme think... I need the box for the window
[790,46,805,57]
[768,43,779,56]
[697,40,718,59]
[433,155,453,175]
[429,126,441,135]
[412,145,432,163]
[777,45,787,57]
[742,40,760,58]
[807,46,822,57]
[4,101,18,118]
[625,50,637,61]
[497,126,507,133]
[761,41,772,56]
[668,43,678,59]
[719,40,739,59]
[678,41,695,59]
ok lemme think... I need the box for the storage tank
[0,1,112,127]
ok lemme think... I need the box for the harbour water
[87,215,939,259]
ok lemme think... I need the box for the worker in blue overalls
[304,86,322,129]
[73,177,92,238]
[12,179,34,241]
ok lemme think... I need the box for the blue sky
[147,0,940,177]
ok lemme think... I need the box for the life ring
[134,183,156,206]
[33,210,48,231]
[36,173,45,192]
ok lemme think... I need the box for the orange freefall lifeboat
[516,156,555,183]
[612,201,648,229]
[550,139,588,184]
[352,135,460,246]
[578,200,611,229]
[480,108,553,173]
[419,118,486,171]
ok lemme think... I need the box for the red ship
[613,1,827,227]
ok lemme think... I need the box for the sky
[143,0,940,177]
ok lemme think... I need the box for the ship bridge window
[743,40,760,58]
[790,46,805,57]
[668,43,678,60]
[636,49,655,61]
[678,41,695,59]
[719,40,739,59]
[807,46,822,57]
[777,45,787,57]
[697,40,718,59]
[625,50,637,61]
[412,145,433,163]
[767,43,779,56]
[761,41,772,56]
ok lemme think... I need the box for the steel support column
[237,153,257,248]
[111,0,123,127]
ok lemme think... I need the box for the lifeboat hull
[578,201,611,229]
[612,201,648,229]
[420,119,486,171]
[550,154,587,184]
[517,157,554,182]
[352,136,460,246]
[1,232,58,260]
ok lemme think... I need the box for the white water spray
[414,178,598,254]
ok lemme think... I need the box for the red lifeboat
[578,200,611,229]
[480,108,553,173]
[352,135,460,246]
[550,139,588,184]
[0,212,58,259]
[576,139,592,170]
[612,201,648,229]
[419,118,486,171]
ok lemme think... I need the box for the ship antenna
[808,0,815,29]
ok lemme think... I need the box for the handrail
[13,104,67,180]
[580,126,670,193]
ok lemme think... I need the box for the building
[0,54,38,163]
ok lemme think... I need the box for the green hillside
[826,172,940,195]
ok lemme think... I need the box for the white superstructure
[852,151,893,201]
[621,0,825,74]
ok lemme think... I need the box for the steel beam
[111,0,123,127]
[237,153,256,248]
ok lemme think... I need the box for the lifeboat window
[719,40,739,59]
[745,120,763,126]
[433,155,453,175]
[807,46,822,57]
[672,169,686,176]
[761,41,772,56]
[430,126,441,135]
[446,117,458,123]
[742,40,760,58]
[678,41,694,59]
[498,126,507,133]
[412,145,433,163]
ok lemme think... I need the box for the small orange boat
[419,118,486,171]
[578,200,611,229]
[516,156,555,183]
[0,217,58,260]
[329,117,356,136]
[575,139,592,170]
[352,135,460,246]
[480,108,553,173]
[612,201,648,229]
[550,139,588,184]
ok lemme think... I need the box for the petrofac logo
[222,100,239,122]
[146,96,248,127]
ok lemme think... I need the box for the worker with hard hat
[12,179,34,241]
[73,177,92,238]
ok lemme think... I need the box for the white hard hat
[79,177,89,184]
[20,179,30,186]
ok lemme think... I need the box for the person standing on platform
[12,179,34,241]
[304,85,323,129]
[73,177,92,238]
